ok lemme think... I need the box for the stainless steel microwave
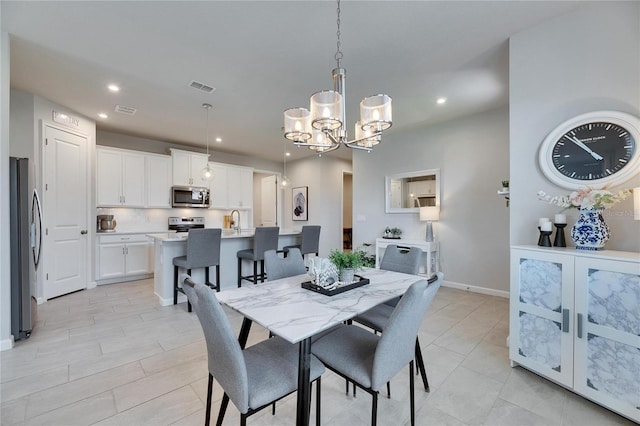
[171,186,210,208]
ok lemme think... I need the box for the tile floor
[0,279,635,425]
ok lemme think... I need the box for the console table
[375,238,439,277]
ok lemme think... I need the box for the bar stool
[173,228,221,312]
[283,225,321,260]
[237,226,279,287]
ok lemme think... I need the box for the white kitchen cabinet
[510,246,640,422]
[209,162,228,209]
[96,234,153,283]
[146,153,172,208]
[170,148,209,186]
[227,166,253,209]
[97,147,145,207]
[208,162,253,210]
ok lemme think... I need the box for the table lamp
[420,206,440,242]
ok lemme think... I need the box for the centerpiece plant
[329,249,365,283]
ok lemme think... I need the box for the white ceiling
[2,1,580,163]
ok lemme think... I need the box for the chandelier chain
[334,0,343,67]
[203,103,212,157]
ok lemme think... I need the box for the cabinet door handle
[577,313,584,338]
[562,308,569,333]
[80,229,88,235]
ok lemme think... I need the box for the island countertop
[147,228,300,242]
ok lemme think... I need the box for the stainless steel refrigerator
[10,157,39,340]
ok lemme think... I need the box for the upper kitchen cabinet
[208,162,253,209]
[97,147,145,207]
[146,153,172,208]
[170,148,210,186]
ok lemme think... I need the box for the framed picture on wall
[292,186,308,221]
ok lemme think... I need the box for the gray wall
[1,31,12,350]
[510,2,640,251]
[353,107,511,294]
[283,155,353,257]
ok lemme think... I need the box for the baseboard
[0,336,14,351]
[155,291,184,307]
[88,281,97,289]
[442,280,509,299]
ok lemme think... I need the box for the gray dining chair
[173,228,222,312]
[311,273,442,426]
[352,245,431,397]
[282,225,321,260]
[264,248,307,281]
[180,274,325,426]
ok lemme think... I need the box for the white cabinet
[146,153,172,208]
[96,234,153,283]
[97,147,146,207]
[510,246,640,422]
[170,148,209,186]
[208,162,253,210]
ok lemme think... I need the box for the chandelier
[283,0,392,154]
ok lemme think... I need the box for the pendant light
[200,103,214,182]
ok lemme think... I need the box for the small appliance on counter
[168,216,205,233]
[97,214,117,232]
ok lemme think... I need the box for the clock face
[539,111,640,189]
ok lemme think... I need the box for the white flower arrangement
[538,187,631,211]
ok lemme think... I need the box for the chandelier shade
[284,108,312,142]
[283,0,391,154]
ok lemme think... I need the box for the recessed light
[215,137,222,143]
[437,97,447,105]
[98,113,108,119]
[285,152,291,157]
[107,84,120,92]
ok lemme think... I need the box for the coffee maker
[97,214,117,232]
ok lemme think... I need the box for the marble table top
[216,267,423,344]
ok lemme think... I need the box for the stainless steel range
[168,217,205,233]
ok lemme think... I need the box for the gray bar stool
[173,228,221,312]
[283,225,321,259]
[237,226,279,287]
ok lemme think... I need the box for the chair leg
[216,393,230,426]
[409,361,415,426]
[186,269,192,312]
[173,265,178,305]
[260,260,265,283]
[415,338,429,392]
[316,377,321,426]
[371,391,378,426]
[216,265,220,292]
[205,373,213,426]
[253,260,258,285]
[237,258,242,288]
[240,413,247,426]
[386,381,391,399]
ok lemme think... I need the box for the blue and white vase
[570,208,609,250]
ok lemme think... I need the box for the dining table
[215,266,424,426]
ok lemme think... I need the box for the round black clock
[539,111,640,189]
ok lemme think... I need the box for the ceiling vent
[188,80,216,94]
[114,105,137,115]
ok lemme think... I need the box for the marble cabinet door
[509,249,575,387]
[573,257,640,423]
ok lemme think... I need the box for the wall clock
[538,111,640,189]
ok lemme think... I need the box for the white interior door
[261,175,277,226]
[43,125,89,299]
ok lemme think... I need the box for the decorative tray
[301,275,370,296]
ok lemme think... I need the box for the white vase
[570,208,610,251]
[340,268,355,284]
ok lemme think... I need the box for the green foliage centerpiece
[329,249,365,284]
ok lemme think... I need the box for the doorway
[253,172,279,227]
[342,172,353,251]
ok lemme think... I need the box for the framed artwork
[292,186,308,221]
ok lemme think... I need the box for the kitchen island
[148,229,301,306]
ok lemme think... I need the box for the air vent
[114,105,137,115]
[188,80,216,94]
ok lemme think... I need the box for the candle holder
[538,229,552,247]
[553,223,567,247]
[537,226,544,246]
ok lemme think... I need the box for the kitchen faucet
[230,209,240,232]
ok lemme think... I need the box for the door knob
[80,229,88,235]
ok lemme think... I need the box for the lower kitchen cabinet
[510,245,640,422]
[97,234,153,283]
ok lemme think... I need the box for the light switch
[357,214,366,222]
